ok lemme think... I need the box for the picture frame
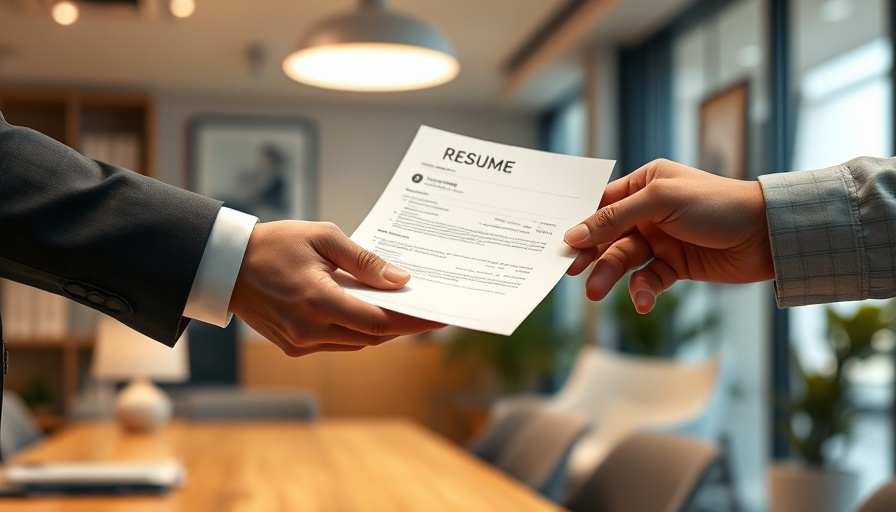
[189,115,318,222]
[699,81,749,180]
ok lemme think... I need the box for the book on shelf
[81,133,141,174]
[33,288,68,339]
[0,280,70,341]
[1,279,33,339]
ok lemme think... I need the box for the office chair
[494,347,725,483]
[467,407,537,464]
[0,391,43,461]
[564,432,721,512]
[492,409,590,501]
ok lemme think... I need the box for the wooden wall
[240,337,494,442]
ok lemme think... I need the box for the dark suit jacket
[0,112,222,346]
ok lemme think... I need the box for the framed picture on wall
[190,115,318,222]
[699,82,748,180]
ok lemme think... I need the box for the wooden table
[0,419,563,512]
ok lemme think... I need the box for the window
[790,0,893,497]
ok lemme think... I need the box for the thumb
[564,192,651,248]
[319,230,411,289]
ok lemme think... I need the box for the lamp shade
[92,317,189,383]
[282,1,459,92]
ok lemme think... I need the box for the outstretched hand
[229,221,444,357]
[564,159,774,313]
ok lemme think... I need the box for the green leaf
[444,289,584,393]
[778,300,896,467]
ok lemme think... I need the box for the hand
[229,221,444,357]
[564,159,774,313]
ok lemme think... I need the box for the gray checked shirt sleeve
[758,156,896,307]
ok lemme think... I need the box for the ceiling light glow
[52,1,79,26]
[170,0,195,19]
[284,43,458,92]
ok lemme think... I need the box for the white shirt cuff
[184,207,258,327]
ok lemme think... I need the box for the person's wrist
[747,180,775,280]
[228,222,269,318]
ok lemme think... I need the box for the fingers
[232,220,446,357]
[281,343,368,358]
[313,224,412,290]
[567,248,597,276]
[277,318,442,357]
[295,326,398,349]
[564,188,658,249]
[584,232,653,301]
[628,257,679,313]
[313,285,445,337]
[565,159,673,249]
[598,172,635,209]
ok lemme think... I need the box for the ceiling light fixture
[170,0,195,19]
[52,0,79,26]
[282,0,459,92]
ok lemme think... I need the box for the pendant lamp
[282,0,459,92]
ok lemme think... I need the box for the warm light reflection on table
[0,419,562,512]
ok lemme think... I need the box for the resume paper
[347,126,615,336]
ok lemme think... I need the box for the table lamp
[91,317,189,433]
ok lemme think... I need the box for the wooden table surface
[0,418,563,512]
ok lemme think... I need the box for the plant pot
[768,463,859,512]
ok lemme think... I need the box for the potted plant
[611,281,719,357]
[769,303,894,512]
[445,291,582,394]
[20,377,54,413]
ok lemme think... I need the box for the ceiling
[0,0,695,111]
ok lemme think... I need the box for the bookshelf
[0,90,155,176]
[0,89,155,425]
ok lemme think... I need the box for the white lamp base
[115,378,172,433]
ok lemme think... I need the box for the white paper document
[4,461,186,489]
[347,126,615,335]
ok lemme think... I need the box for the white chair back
[495,346,726,494]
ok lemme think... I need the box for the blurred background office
[1,0,895,511]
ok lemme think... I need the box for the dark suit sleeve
[0,112,222,346]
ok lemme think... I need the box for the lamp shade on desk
[91,317,189,432]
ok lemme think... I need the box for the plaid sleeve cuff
[758,157,896,307]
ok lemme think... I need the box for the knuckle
[630,269,664,294]
[600,250,629,276]
[364,321,390,338]
[629,272,651,289]
[644,178,671,200]
[319,221,340,234]
[355,249,384,271]
[281,342,306,358]
[310,222,343,248]
[645,158,676,180]
[301,288,331,313]
[649,158,674,175]
[590,207,616,231]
